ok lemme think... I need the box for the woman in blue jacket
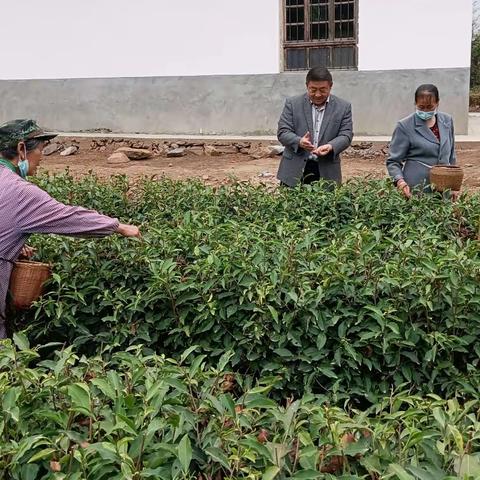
[386,84,457,198]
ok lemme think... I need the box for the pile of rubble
[343,142,389,160]
[88,138,285,160]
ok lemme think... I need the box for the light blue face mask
[416,109,436,121]
[18,159,29,178]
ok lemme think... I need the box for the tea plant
[1,336,480,479]
[14,174,480,402]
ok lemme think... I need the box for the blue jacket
[386,112,456,188]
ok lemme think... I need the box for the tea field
[2,173,480,479]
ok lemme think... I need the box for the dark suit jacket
[276,93,353,186]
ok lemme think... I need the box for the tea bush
[14,174,480,402]
[1,336,480,479]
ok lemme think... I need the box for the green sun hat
[0,119,57,151]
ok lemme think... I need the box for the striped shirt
[0,166,120,338]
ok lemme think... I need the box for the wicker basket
[9,260,52,310]
[430,165,464,192]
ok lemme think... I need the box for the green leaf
[388,463,415,480]
[177,434,192,472]
[180,345,199,364]
[13,332,29,351]
[91,378,116,400]
[454,454,480,477]
[262,466,280,480]
[28,448,56,463]
[66,383,92,415]
[205,447,230,469]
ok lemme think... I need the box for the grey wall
[0,67,469,135]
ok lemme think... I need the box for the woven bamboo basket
[430,165,464,192]
[9,260,52,310]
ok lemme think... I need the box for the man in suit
[276,66,353,187]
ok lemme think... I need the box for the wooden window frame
[283,0,359,71]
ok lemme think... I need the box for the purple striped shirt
[0,166,120,338]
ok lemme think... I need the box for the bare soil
[40,137,480,190]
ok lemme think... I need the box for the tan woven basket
[9,260,52,310]
[430,165,464,192]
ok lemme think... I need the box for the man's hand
[116,223,142,238]
[314,143,333,156]
[396,179,411,199]
[299,132,315,152]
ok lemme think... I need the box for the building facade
[0,0,472,135]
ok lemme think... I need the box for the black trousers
[301,159,321,185]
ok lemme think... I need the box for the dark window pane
[286,48,308,70]
[310,0,328,4]
[311,23,328,40]
[332,46,355,68]
[286,0,304,5]
[287,6,304,24]
[287,24,305,41]
[309,48,331,68]
[335,21,354,38]
[310,4,328,21]
[335,3,354,20]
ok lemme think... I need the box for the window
[284,0,358,71]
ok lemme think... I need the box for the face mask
[18,145,29,178]
[416,109,436,121]
[18,159,29,178]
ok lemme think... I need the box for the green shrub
[14,174,480,401]
[1,337,480,479]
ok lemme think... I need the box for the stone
[168,163,173,167]
[167,147,186,157]
[99,146,107,152]
[268,145,285,156]
[42,143,61,156]
[239,148,251,155]
[216,146,238,155]
[107,152,131,165]
[202,175,210,180]
[189,146,205,156]
[465,163,474,167]
[204,145,222,156]
[170,143,179,149]
[235,142,250,149]
[60,146,78,156]
[250,147,272,159]
[115,147,153,160]
[258,171,274,178]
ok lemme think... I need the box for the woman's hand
[451,191,460,202]
[19,245,36,259]
[116,223,142,238]
[396,179,411,199]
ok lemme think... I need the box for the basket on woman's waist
[9,260,52,310]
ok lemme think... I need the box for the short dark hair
[415,84,440,103]
[306,66,333,85]
[0,138,43,160]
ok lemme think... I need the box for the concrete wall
[0,67,469,135]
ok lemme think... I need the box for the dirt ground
[40,137,480,190]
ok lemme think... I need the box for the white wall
[0,0,280,80]
[0,0,473,79]
[358,0,473,70]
